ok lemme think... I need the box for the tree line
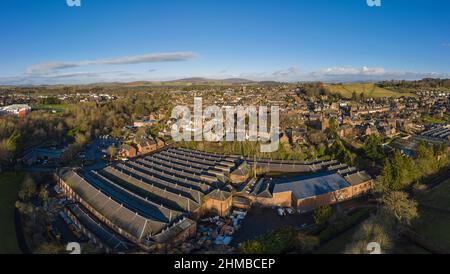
[0,92,170,165]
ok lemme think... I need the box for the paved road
[82,138,118,170]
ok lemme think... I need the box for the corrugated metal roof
[273,173,351,200]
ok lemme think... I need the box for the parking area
[230,207,313,246]
[82,136,119,170]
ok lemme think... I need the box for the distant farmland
[324,83,416,98]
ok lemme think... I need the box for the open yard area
[315,220,430,254]
[414,209,450,249]
[414,208,450,250]
[419,178,450,209]
[412,178,450,250]
[324,83,416,98]
[314,226,358,254]
[32,104,68,113]
[0,172,25,254]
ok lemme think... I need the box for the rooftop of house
[151,217,196,244]
[230,161,251,177]
[120,144,136,151]
[251,178,273,198]
[205,189,232,201]
[136,138,157,147]
[66,203,132,252]
[342,170,373,186]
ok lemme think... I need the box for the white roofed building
[0,104,31,117]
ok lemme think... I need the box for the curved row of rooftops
[55,146,238,247]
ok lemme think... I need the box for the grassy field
[314,221,430,254]
[392,239,430,254]
[32,104,68,112]
[414,179,450,250]
[414,208,450,250]
[422,115,449,125]
[0,172,25,254]
[324,83,416,98]
[314,180,450,254]
[420,179,450,209]
[314,226,358,254]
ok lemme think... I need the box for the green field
[325,83,416,98]
[32,104,68,112]
[314,226,358,254]
[0,172,25,254]
[414,179,450,250]
[414,208,450,250]
[420,179,450,209]
[314,221,430,254]
[422,115,449,125]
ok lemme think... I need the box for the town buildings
[0,104,31,117]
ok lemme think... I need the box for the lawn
[0,172,25,254]
[419,178,450,209]
[422,115,448,125]
[324,83,416,98]
[314,221,430,254]
[32,104,68,112]
[392,238,430,254]
[414,208,450,250]
[413,179,450,250]
[313,180,450,254]
[314,226,358,254]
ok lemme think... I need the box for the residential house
[118,144,137,158]
[136,138,158,155]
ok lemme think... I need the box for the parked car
[286,207,295,215]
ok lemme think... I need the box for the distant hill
[169,77,257,85]
[169,77,211,83]
[324,83,416,98]
[221,78,256,84]
[89,77,258,87]
[259,81,284,86]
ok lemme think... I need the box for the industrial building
[247,160,373,212]
[419,124,450,144]
[55,147,239,251]
[55,147,373,253]
[0,104,31,117]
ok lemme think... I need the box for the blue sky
[0,0,449,84]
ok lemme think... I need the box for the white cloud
[39,71,122,78]
[231,66,301,82]
[272,66,301,78]
[2,63,448,86]
[26,52,196,75]
[308,66,449,82]
[0,71,129,85]
[206,65,448,83]
[311,66,386,77]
